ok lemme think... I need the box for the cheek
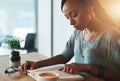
[78,14,91,27]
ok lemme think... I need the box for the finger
[64,64,70,73]
[23,61,30,74]
[66,66,69,73]
[58,67,63,71]
[58,64,65,71]
[63,66,66,72]
[69,68,73,74]
[18,66,23,73]
[30,62,36,70]
[19,63,26,74]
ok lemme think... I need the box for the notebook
[27,64,84,81]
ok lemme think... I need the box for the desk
[0,52,104,81]
[0,47,27,55]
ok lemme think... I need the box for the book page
[27,64,84,81]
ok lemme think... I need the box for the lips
[73,25,84,31]
[74,26,79,28]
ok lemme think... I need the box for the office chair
[21,33,37,52]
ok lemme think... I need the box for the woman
[19,0,120,81]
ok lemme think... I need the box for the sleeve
[108,32,120,65]
[99,29,120,71]
[61,29,77,62]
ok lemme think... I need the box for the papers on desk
[27,64,84,81]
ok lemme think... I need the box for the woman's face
[62,0,93,31]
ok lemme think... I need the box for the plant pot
[9,50,21,67]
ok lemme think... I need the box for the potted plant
[4,35,23,50]
[3,35,23,67]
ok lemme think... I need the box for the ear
[88,6,95,18]
[88,6,94,12]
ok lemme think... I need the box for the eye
[71,11,77,17]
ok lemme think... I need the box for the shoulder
[99,27,120,47]
[102,27,120,40]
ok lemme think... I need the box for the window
[0,0,36,47]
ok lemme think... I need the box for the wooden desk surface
[0,52,104,81]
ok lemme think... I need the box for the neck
[83,17,109,41]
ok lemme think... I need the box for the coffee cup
[36,71,59,81]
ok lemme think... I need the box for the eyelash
[71,13,77,17]
[66,12,77,19]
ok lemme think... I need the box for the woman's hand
[18,61,38,74]
[59,63,90,74]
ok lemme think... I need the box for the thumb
[58,67,63,71]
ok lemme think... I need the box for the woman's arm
[89,65,120,81]
[59,63,120,81]
[36,55,68,67]
[101,69,120,81]
[19,55,68,74]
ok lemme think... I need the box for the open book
[27,64,84,81]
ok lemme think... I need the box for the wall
[37,0,74,58]
[53,0,74,55]
[38,0,51,57]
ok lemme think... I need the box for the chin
[74,25,85,31]
[75,26,84,31]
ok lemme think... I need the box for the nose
[70,18,75,25]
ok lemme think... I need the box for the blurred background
[0,0,120,58]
